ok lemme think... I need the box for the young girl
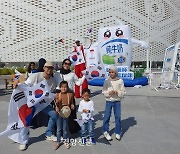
[54,81,75,150]
[78,88,95,145]
[102,66,126,141]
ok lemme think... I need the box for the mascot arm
[131,38,149,49]
[74,74,86,86]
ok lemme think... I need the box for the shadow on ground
[94,111,137,144]
[28,133,46,146]
[91,90,102,97]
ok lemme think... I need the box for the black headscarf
[60,58,72,75]
[36,58,46,72]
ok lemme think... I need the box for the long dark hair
[27,62,36,73]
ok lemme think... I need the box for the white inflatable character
[98,20,149,70]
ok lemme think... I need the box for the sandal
[64,142,71,149]
[53,142,60,150]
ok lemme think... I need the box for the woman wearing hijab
[55,58,86,133]
[102,65,126,141]
[36,58,46,72]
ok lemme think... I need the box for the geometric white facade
[0,0,179,62]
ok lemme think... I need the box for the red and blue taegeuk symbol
[91,70,99,77]
[18,104,36,127]
[72,55,78,61]
[34,89,43,98]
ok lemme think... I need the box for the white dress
[54,71,85,91]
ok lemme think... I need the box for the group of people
[13,42,126,151]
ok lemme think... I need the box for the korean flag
[24,80,55,107]
[82,64,107,81]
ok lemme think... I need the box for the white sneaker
[103,131,112,141]
[46,135,57,142]
[115,134,121,141]
[19,144,27,151]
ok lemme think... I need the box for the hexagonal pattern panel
[0,0,179,62]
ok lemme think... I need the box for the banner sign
[105,66,134,80]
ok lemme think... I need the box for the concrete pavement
[0,85,180,154]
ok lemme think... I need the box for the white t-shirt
[25,72,58,93]
[54,71,85,91]
[78,100,94,120]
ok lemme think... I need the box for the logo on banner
[117,56,126,64]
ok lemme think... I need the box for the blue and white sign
[105,66,134,80]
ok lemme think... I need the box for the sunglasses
[64,62,71,66]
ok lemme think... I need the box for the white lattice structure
[0,0,179,62]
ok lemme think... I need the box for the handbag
[58,93,71,118]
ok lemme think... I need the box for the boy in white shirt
[78,89,95,145]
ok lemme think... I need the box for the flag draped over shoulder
[0,80,55,143]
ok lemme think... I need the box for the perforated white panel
[0,0,179,62]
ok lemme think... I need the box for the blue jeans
[56,116,68,143]
[103,101,122,135]
[42,105,59,137]
[81,120,94,138]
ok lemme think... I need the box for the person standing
[73,39,88,98]
[54,81,75,150]
[78,88,96,145]
[25,62,36,80]
[102,66,126,141]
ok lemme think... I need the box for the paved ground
[0,85,180,154]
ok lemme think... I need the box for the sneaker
[103,131,112,141]
[115,134,121,141]
[53,142,61,150]
[90,137,96,145]
[64,142,71,149]
[46,135,57,142]
[19,144,27,151]
[81,137,86,145]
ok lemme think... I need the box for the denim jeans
[42,105,60,137]
[81,119,94,138]
[103,101,122,135]
[56,116,68,143]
